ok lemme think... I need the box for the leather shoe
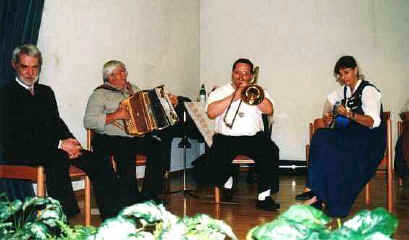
[256,197,280,211]
[152,197,167,206]
[311,200,323,210]
[295,191,315,201]
[222,188,234,202]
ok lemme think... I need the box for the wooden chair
[364,112,392,212]
[0,164,91,226]
[214,155,255,203]
[305,112,393,212]
[305,118,326,166]
[213,115,272,203]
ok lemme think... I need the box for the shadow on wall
[401,99,409,113]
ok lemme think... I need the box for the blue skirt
[306,123,386,217]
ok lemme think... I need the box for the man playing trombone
[202,58,280,211]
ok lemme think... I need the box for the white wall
[38,0,200,146]
[200,0,409,160]
[36,1,409,162]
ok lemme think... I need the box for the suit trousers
[92,133,166,197]
[205,132,279,194]
[6,149,128,220]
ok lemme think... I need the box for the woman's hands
[323,112,333,127]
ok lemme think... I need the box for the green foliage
[0,193,95,240]
[247,205,398,240]
[1,195,397,240]
[93,201,237,240]
[0,196,236,240]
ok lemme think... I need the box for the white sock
[224,176,233,189]
[258,189,271,200]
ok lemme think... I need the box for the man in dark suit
[0,44,135,220]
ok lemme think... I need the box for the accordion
[120,85,179,136]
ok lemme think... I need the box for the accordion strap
[112,120,125,131]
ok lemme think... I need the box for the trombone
[223,66,265,128]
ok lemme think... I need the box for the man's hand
[232,83,249,101]
[105,104,130,124]
[61,138,83,159]
[168,93,179,107]
[114,104,131,120]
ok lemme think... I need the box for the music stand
[167,110,198,199]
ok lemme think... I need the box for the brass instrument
[223,66,265,128]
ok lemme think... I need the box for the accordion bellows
[121,86,179,135]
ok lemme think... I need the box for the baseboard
[278,160,307,175]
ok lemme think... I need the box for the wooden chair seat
[0,164,91,225]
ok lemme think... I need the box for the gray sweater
[83,82,140,137]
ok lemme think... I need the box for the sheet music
[184,102,215,147]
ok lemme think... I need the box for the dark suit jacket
[0,80,74,164]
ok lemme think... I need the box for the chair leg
[84,176,91,226]
[214,186,220,204]
[337,218,342,228]
[37,166,45,197]
[387,167,393,213]
[365,183,370,205]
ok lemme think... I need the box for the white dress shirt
[206,83,275,136]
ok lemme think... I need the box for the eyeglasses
[233,70,251,76]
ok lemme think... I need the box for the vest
[334,80,382,128]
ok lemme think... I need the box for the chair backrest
[378,112,392,170]
[309,118,326,142]
[86,129,93,152]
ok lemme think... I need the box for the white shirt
[327,80,382,128]
[206,83,275,136]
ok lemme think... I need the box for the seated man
[0,44,133,220]
[84,60,178,203]
[199,58,280,211]
[395,111,409,189]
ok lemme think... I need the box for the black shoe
[142,192,166,205]
[295,191,315,201]
[311,200,323,210]
[152,197,167,206]
[222,188,234,202]
[256,197,280,211]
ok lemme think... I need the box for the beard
[17,75,39,87]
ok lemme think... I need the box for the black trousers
[203,132,279,194]
[5,149,128,220]
[395,134,409,180]
[92,133,166,197]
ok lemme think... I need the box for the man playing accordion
[84,60,178,204]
